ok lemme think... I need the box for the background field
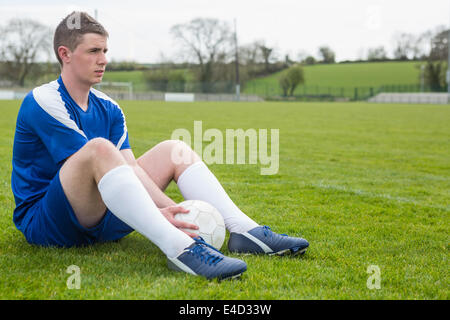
[244,61,423,97]
[0,100,448,299]
[100,61,423,96]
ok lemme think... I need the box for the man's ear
[58,46,72,65]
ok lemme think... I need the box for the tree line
[0,17,448,93]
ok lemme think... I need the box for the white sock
[177,161,259,234]
[98,165,194,258]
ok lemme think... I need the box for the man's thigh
[59,138,126,228]
[23,170,133,247]
[137,140,200,191]
[59,149,106,228]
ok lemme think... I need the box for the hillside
[101,61,424,98]
[244,61,423,97]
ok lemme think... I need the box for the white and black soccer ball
[175,200,226,250]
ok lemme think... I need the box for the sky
[1,0,449,63]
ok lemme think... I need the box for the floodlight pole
[420,64,425,92]
[234,18,240,101]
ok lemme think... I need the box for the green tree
[303,55,316,65]
[279,73,290,97]
[279,64,305,97]
[167,70,187,92]
[318,46,335,64]
[423,28,449,91]
[143,68,187,92]
[367,46,388,61]
[424,61,447,91]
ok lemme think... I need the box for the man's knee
[76,138,126,178]
[85,138,120,160]
[158,139,189,150]
[161,139,200,165]
[64,138,116,167]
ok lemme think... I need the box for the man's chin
[90,77,103,86]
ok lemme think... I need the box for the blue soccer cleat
[167,237,247,280]
[228,225,309,256]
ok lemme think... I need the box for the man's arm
[119,148,199,237]
[108,104,173,206]
[120,148,175,208]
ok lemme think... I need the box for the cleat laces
[262,225,288,238]
[188,237,224,266]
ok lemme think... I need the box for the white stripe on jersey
[32,80,87,139]
[90,87,128,150]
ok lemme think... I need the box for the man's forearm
[129,163,176,208]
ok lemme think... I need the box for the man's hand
[159,205,199,238]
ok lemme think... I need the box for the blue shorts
[23,170,134,247]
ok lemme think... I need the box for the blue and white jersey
[11,76,130,231]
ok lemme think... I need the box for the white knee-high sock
[177,161,259,233]
[98,165,194,258]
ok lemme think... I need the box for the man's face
[66,33,108,86]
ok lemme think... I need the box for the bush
[106,60,141,71]
[424,60,448,91]
[143,69,186,92]
[167,70,187,92]
[303,56,316,65]
[278,64,305,96]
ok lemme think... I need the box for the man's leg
[46,137,247,280]
[59,138,124,228]
[136,140,258,233]
[59,138,194,258]
[136,140,201,192]
[136,140,309,257]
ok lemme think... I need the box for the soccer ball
[175,200,226,250]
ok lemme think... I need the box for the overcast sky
[1,0,449,63]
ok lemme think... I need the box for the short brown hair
[53,11,109,65]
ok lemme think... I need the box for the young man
[11,12,309,280]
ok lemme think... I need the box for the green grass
[102,70,147,91]
[244,61,423,97]
[0,100,449,299]
[102,69,195,92]
[99,61,422,97]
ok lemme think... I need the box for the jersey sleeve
[109,104,130,150]
[24,91,88,164]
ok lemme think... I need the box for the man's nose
[98,52,108,65]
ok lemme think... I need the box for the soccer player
[11,12,309,280]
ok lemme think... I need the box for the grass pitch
[0,100,448,299]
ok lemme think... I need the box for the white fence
[368,93,449,104]
[165,93,195,102]
[0,90,27,100]
[0,89,263,102]
[5,88,448,104]
[105,92,264,102]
